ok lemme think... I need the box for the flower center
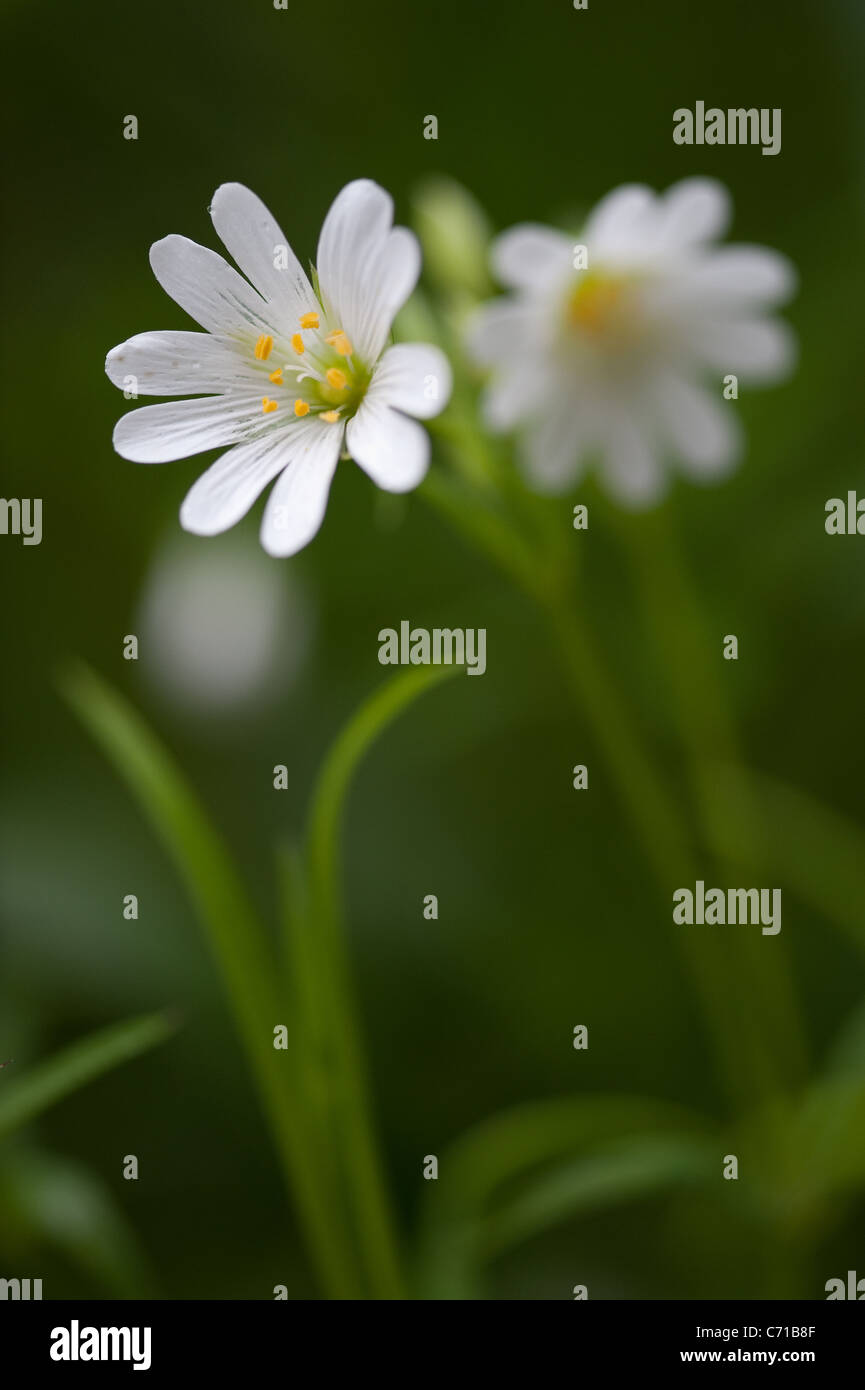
[566,270,632,338]
[251,312,370,423]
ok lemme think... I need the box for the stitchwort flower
[468,178,796,505]
[107,181,452,556]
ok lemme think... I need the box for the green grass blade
[482,1133,715,1259]
[0,1012,174,1140]
[711,762,865,958]
[0,1145,157,1297]
[416,1093,712,1298]
[59,661,362,1299]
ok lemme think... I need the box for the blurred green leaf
[416,1094,713,1298]
[711,762,865,958]
[827,998,865,1077]
[0,1145,156,1297]
[482,1133,717,1259]
[59,662,279,1035]
[0,1012,174,1141]
[788,1075,865,1198]
[59,661,361,1300]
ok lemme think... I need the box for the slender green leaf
[60,661,362,1300]
[788,1075,865,1197]
[416,1094,713,1298]
[827,998,865,1077]
[0,1145,156,1297]
[711,761,865,959]
[0,1012,174,1141]
[482,1133,716,1258]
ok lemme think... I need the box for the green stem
[304,665,461,1298]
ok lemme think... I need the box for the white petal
[106,331,255,396]
[367,343,452,419]
[260,421,342,557]
[180,430,298,535]
[465,298,544,368]
[345,397,430,492]
[113,395,260,463]
[482,363,548,431]
[113,394,261,464]
[584,185,658,260]
[601,413,665,507]
[149,235,272,338]
[375,226,422,332]
[491,224,573,290]
[316,180,420,362]
[209,183,316,321]
[654,178,731,250]
[672,246,797,308]
[653,371,742,478]
[687,316,796,381]
[519,403,586,494]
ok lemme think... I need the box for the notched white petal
[491,224,573,291]
[180,430,296,535]
[367,343,452,419]
[346,398,430,493]
[209,182,316,319]
[601,413,665,508]
[105,330,255,396]
[583,184,658,261]
[654,370,742,477]
[688,316,797,381]
[656,178,732,250]
[113,394,262,463]
[260,422,342,557]
[149,235,272,338]
[316,179,419,362]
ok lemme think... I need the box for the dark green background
[1,0,864,1298]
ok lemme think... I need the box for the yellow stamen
[325,329,353,357]
[299,312,319,329]
[326,367,348,390]
[568,272,627,336]
[291,333,305,354]
[268,368,283,385]
[254,334,274,361]
[262,397,278,414]
[321,410,341,423]
[294,399,310,417]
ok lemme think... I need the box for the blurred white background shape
[137,527,314,720]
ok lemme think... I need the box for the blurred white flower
[138,530,313,716]
[469,178,796,505]
[107,181,452,556]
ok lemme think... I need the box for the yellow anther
[321,410,341,423]
[299,311,319,329]
[568,272,627,336]
[254,334,274,361]
[262,397,278,414]
[326,367,348,390]
[268,368,283,385]
[294,399,310,417]
[325,329,353,357]
[291,333,305,354]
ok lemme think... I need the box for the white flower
[468,178,796,505]
[107,180,452,556]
